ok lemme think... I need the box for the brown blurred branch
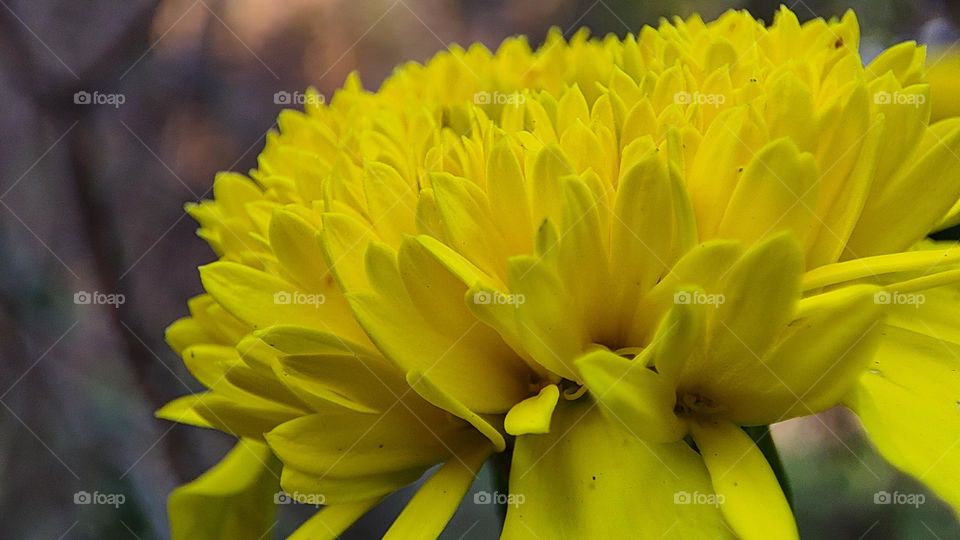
[0,0,194,484]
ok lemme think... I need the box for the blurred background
[1,0,959,538]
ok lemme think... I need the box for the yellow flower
[160,6,960,539]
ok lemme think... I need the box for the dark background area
[0,0,958,538]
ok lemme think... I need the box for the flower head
[162,6,960,539]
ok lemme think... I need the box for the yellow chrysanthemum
[160,6,960,539]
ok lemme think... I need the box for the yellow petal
[165,317,212,354]
[268,208,329,290]
[649,299,707,384]
[276,352,406,414]
[687,106,768,238]
[155,394,213,429]
[430,171,509,280]
[575,349,685,442]
[718,285,884,425]
[383,444,491,539]
[169,439,279,540]
[717,138,819,247]
[289,498,382,540]
[805,85,878,268]
[503,401,732,539]
[690,420,798,540]
[630,239,743,344]
[199,261,366,344]
[848,118,960,255]
[255,324,376,357]
[486,139,533,257]
[701,233,803,375]
[190,391,302,439]
[504,385,560,436]
[363,161,417,246]
[406,371,507,452]
[847,324,960,510]
[265,408,470,503]
[319,212,374,293]
[508,254,584,380]
[611,150,673,311]
[802,245,960,290]
[346,239,531,414]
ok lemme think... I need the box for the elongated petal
[289,498,382,540]
[611,150,674,313]
[718,285,884,425]
[169,439,280,540]
[345,239,531,414]
[266,411,450,479]
[697,234,803,379]
[276,353,407,413]
[155,395,213,429]
[690,420,798,540]
[802,245,960,290]
[199,261,367,344]
[717,138,819,247]
[503,401,732,539]
[508,254,585,380]
[406,371,507,451]
[383,444,491,539]
[268,209,330,290]
[161,391,302,439]
[848,119,960,254]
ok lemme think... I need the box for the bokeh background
[1,0,959,538]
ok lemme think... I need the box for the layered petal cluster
[161,6,960,539]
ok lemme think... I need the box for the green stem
[744,425,793,510]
